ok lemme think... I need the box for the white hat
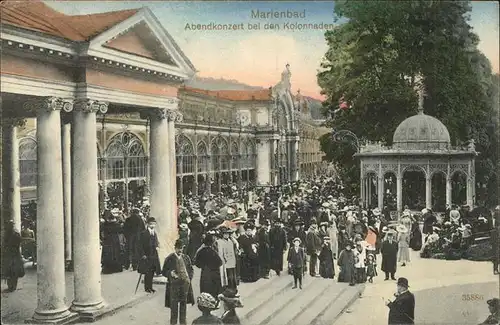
[322,202,330,208]
[342,206,350,212]
[421,208,428,214]
[396,224,408,233]
[372,208,381,216]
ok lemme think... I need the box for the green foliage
[318,0,499,206]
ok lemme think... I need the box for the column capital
[74,99,108,114]
[24,97,74,113]
[2,117,26,127]
[150,108,183,122]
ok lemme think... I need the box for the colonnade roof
[179,86,273,102]
[1,0,138,42]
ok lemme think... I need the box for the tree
[318,0,498,206]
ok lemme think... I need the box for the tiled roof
[1,0,139,41]
[181,86,272,101]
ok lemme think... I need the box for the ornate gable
[103,21,177,66]
[86,8,195,80]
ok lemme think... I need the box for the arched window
[211,140,219,172]
[219,139,229,171]
[249,139,257,169]
[19,138,37,187]
[231,141,239,169]
[106,132,146,181]
[197,141,208,173]
[176,134,194,175]
[240,141,248,169]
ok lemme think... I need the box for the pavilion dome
[392,111,451,150]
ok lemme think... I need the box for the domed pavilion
[355,89,477,214]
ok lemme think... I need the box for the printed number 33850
[462,294,484,301]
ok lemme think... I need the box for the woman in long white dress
[329,216,339,259]
[396,224,411,266]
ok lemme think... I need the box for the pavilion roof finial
[414,73,426,115]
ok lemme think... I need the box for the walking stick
[135,273,143,294]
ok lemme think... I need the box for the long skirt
[355,267,366,283]
[240,256,259,283]
[398,246,411,263]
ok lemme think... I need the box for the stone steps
[288,281,349,325]
[310,283,365,325]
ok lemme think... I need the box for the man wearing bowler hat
[479,298,499,324]
[162,239,195,325]
[386,277,415,325]
[138,217,161,293]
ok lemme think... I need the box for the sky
[46,1,499,100]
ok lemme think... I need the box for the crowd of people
[2,176,499,325]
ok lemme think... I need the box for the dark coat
[422,213,437,235]
[381,240,398,273]
[137,229,161,275]
[192,314,223,325]
[238,234,259,282]
[305,230,322,255]
[195,246,223,298]
[221,309,241,325]
[101,221,124,273]
[319,245,335,278]
[269,226,287,272]
[409,222,422,251]
[287,246,306,269]
[287,228,306,246]
[162,253,195,308]
[186,219,204,260]
[1,230,25,279]
[337,249,355,283]
[257,228,271,268]
[123,215,145,262]
[387,291,415,325]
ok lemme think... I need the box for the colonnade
[361,170,473,213]
[1,96,180,323]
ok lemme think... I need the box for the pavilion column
[446,176,452,206]
[378,176,384,210]
[360,176,365,208]
[367,177,371,207]
[61,121,72,265]
[149,107,179,260]
[31,97,74,322]
[71,99,107,315]
[425,174,432,210]
[466,176,473,207]
[169,111,181,236]
[1,119,23,232]
[396,175,402,213]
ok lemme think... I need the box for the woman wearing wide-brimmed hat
[218,286,244,325]
[396,224,411,266]
[191,293,223,325]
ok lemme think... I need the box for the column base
[28,307,78,324]
[70,300,106,314]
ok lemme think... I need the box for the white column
[61,122,72,264]
[446,176,452,206]
[378,176,384,210]
[2,120,22,232]
[360,177,365,208]
[71,99,107,314]
[466,177,473,207]
[256,139,271,185]
[169,111,181,240]
[149,108,176,261]
[425,175,432,210]
[446,163,452,206]
[32,97,73,322]
[396,175,402,213]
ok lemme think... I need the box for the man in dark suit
[381,230,398,280]
[138,217,161,293]
[287,238,306,289]
[162,239,195,325]
[386,277,415,325]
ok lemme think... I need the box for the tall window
[197,141,208,173]
[240,141,248,169]
[19,138,37,187]
[211,137,229,172]
[176,134,194,175]
[249,139,257,169]
[231,141,239,170]
[220,140,229,171]
[106,132,146,181]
